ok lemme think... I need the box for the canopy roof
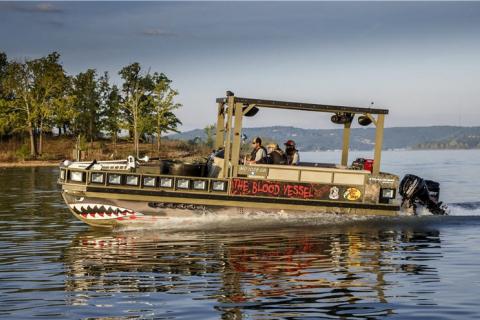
[215,91,387,176]
[216,96,389,115]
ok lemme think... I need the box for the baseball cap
[252,137,262,144]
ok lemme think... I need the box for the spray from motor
[116,210,376,232]
[399,174,449,215]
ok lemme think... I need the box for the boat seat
[207,156,224,178]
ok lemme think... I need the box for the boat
[58,91,447,228]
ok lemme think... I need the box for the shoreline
[0,161,60,168]
[1,148,477,168]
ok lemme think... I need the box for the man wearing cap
[284,140,299,165]
[248,137,267,164]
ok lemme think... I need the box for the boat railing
[237,163,370,186]
[60,161,371,194]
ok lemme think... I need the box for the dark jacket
[269,150,287,165]
[250,146,268,163]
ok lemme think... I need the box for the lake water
[1,149,480,319]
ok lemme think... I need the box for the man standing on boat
[285,140,299,165]
[248,137,267,164]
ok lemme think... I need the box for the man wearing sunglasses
[248,137,267,164]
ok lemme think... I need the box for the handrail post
[223,95,234,178]
[231,102,244,177]
[341,121,351,166]
[373,114,385,175]
[215,102,225,149]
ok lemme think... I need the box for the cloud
[34,3,63,13]
[0,2,63,14]
[141,29,176,37]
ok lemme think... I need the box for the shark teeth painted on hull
[68,203,143,220]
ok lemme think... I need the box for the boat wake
[447,201,480,216]
[116,210,377,232]
[114,201,480,232]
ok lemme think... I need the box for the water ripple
[1,162,480,319]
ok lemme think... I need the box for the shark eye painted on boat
[176,179,190,189]
[91,172,104,184]
[70,171,84,182]
[143,176,157,187]
[159,177,173,188]
[108,174,122,185]
[126,175,139,186]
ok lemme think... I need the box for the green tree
[204,124,215,148]
[99,72,122,155]
[0,53,66,156]
[119,63,142,157]
[0,98,20,138]
[51,76,76,136]
[27,52,68,154]
[0,52,14,138]
[119,63,158,157]
[148,73,182,156]
[70,69,100,145]
[0,52,8,100]
[1,61,37,155]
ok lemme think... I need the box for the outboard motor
[399,174,448,215]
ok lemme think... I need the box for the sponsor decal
[148,202,206,210]
[329,186,339,200]
[368,177,396,185]
[238,165,268,177]
[343,187,362,201]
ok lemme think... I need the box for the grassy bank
[0,161,60,168]
[0,136,210,167]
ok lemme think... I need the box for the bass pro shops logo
[343,187,362,201]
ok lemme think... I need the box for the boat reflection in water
[63,220,442,319]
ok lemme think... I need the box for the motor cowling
[399,174,448,215]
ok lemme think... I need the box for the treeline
[171,125,480,151]
[414,135,480,150]
[0,51,182,159]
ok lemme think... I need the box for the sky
[1,1,480,131]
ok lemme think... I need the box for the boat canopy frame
[214,92,388,177]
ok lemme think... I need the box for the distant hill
[168,126,480,151]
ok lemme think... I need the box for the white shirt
[288,151,299,165]
[254,147,267,162]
